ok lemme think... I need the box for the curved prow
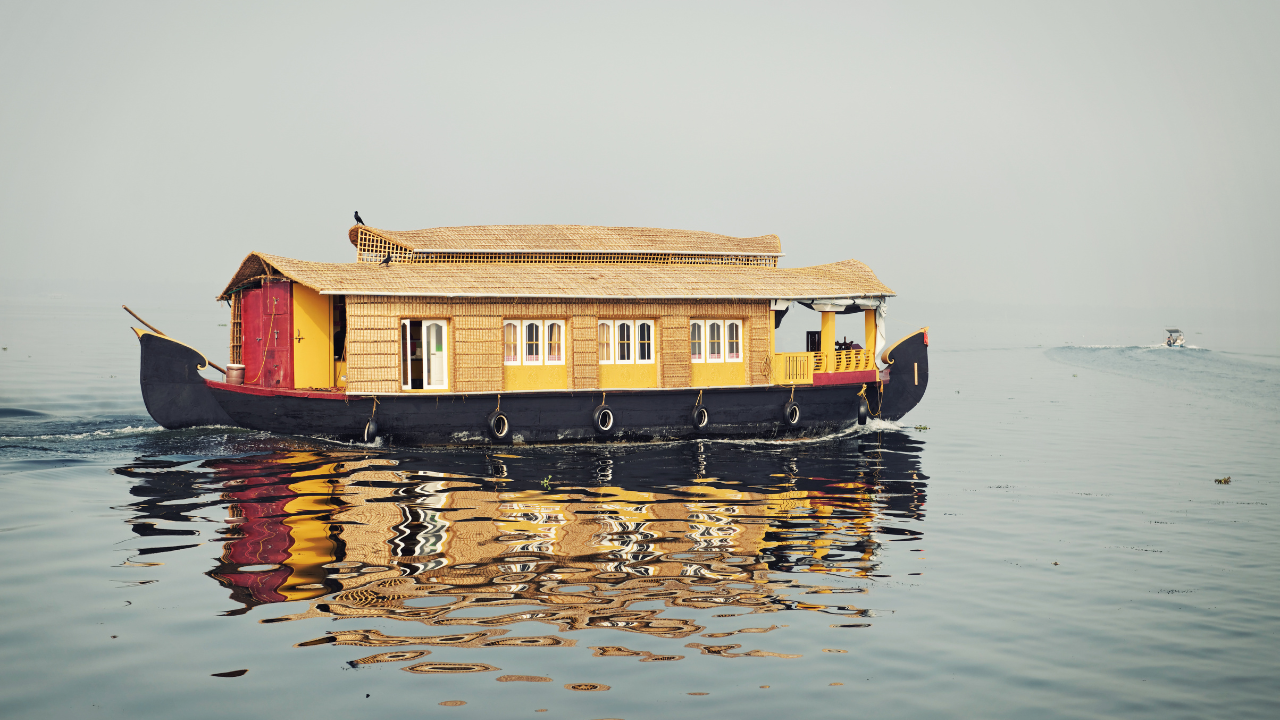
[879,328,929,421]
[135,329,235,429]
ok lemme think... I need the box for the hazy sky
[2,2,1277,330]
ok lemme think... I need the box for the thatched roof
[219,252,894,301]
[348,224,782,256]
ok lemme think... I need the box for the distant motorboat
[1165,328,1185,347]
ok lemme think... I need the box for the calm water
[1,303,1278,719]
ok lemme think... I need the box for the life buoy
[782,400,801,427]
[363,418,378,442]
[691,404,709,430]
[486,410,510,441]
[592,404,615,435]
[857,396,869,425]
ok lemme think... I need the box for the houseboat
[133,224,929,444]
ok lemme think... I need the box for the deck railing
[773,349,876,385]
[829,348,875,373]
[771,352,815,385]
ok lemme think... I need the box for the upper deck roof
[349,224,783,256]
[219,252,894,301]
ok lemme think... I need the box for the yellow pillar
[821,311,835,356]
[864,309,876,354]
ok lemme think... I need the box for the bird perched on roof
[354,211,365,226]
[378,253,392,267]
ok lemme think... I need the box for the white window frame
[636,321,655,365]
[401,319,449,390]
[706,320,724,363]
[725,320,743,363]
[598,320,655,366]
[523,320,543,366]
[597,320,613,365]
[504,319,568,367]
[615,320,635,365]
[503,321,521,366]
[690,320,705,364]
[545,320,566,366]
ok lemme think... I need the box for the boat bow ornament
[135,223,928,444]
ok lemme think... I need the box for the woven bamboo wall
[570,315,597,390]
[659,315,691,388]
[746,315,770,385]
[344,296,770,394]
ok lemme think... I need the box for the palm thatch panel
[218,252,893,301]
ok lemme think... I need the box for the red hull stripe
[207,380,347,400]
[812,370,878,386]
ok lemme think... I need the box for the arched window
[617,321,633,363]
[503,322,520,364]
[690,322,703,362]
[637,322,653,363]
[708,321,722,361]
[524,321,541,364]
[546,322,564,364]
[597,321,612,363]
[727,321,741,361]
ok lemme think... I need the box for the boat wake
[1046,344,1280,414]
[1,425,165,442]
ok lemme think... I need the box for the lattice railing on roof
[355,240,776,270]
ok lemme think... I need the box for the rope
[248,310,276,384]
[789,385,795,402]
[695,389,703,407]
[494,394,501,413]
[858,383,882,418]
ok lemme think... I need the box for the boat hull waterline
[137,330,929,445]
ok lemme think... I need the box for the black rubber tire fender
[782,400,801,427]
[486,409,511,441]
[363,418,379,443]
[592,404,616,435]
[857,396,869,426]
[691,404,709,430]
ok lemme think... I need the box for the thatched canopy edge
[219,251,895,301]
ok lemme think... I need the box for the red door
[240,280,294,388]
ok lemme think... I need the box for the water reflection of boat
[118,438,925,666]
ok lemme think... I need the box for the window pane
[709,322,722,360]
[618,322,631,361]
[639,322,651,361]
[547,323,562,362]
[690,322,702,360]
[426,323,444,386]
[525,322,540,362]
[728,322,741,360]
[598,323,611,362]
[503,323,519,363]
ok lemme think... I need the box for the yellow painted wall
[691,362,746,387]
[335,360,347,389]
[292,284,333,389]
[504,364,569,391]
[599,363,658,389]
